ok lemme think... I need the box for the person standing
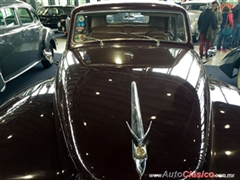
[211,6,222,48]
[198,1,218,59]
[216,6,234,52]
[231,0,240,47]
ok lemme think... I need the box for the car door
[18,8,41,62]
[0,7,30,81]
[17,7,36,67]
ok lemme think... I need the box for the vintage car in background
[181,0,215,42]
[1,1,240,180]
[37,5,74,31]
[57,14,71,35]
[0,0,56,92]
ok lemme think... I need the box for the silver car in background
[0,0,56,92]
[182,0,213,42]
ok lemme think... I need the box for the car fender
[219,47,240,78]
[41,26,57,50]
[0,79,62,179]
[209,78,240,177]
[0,78,78,179]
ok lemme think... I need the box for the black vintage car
[0,0,56,92]
[0,1,240,180]
[37,5,74,31]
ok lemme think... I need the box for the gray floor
[193,45,229,66]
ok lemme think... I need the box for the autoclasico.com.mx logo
[148,171,235,178]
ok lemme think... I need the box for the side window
[47,8,59,15]
[59,8,65,14]
[175,14,186,42]
[0,10,5,26]
[31,11,39,21]
[1,8,18,26]
[18,8,33,24]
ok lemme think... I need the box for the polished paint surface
[1,1,240,180]
[0,80,63,179]
[55,45,210,179]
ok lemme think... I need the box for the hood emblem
[126,81,152,179]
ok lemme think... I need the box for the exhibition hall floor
[0,34,237,105]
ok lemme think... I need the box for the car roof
[39,5,75,8]
[72,0,185,13]
[182,0,213,4]
[0,0,31,8]
[0,0,24,5]
[81,0,181,7]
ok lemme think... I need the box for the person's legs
[214,31,219,47]
[230,27,236,47]
[199,34,205,58]
[205,39,211,58]
[211,30,218,47]
[227,35,233,49]
[222,35,228,51]
[235,24,240,46]
[231,23,240,47]
[217,31,223,50]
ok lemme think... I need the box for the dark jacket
[232,3,240,24]
[198,9,217,35]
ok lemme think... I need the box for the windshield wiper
[84,36,104,47]
[129,33,160,46]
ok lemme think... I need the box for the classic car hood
[76,45,184,67]
[55,47,208,180]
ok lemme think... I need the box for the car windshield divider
[129,33,160,46]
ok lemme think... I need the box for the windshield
[72,10,187,44]
[106,13,149,24]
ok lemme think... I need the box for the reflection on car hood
[77,46,184,66]
[55,46,209,179]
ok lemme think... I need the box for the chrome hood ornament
[126,81,152,179]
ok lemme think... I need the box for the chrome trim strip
[0,73,6,92]
[6,61,41,83]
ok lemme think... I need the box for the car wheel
[237,67,240,89]
[41,44,54,68]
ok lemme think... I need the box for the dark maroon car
[1,1,240,180]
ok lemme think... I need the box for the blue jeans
[217,30,229,50]
[231,23,240,47]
